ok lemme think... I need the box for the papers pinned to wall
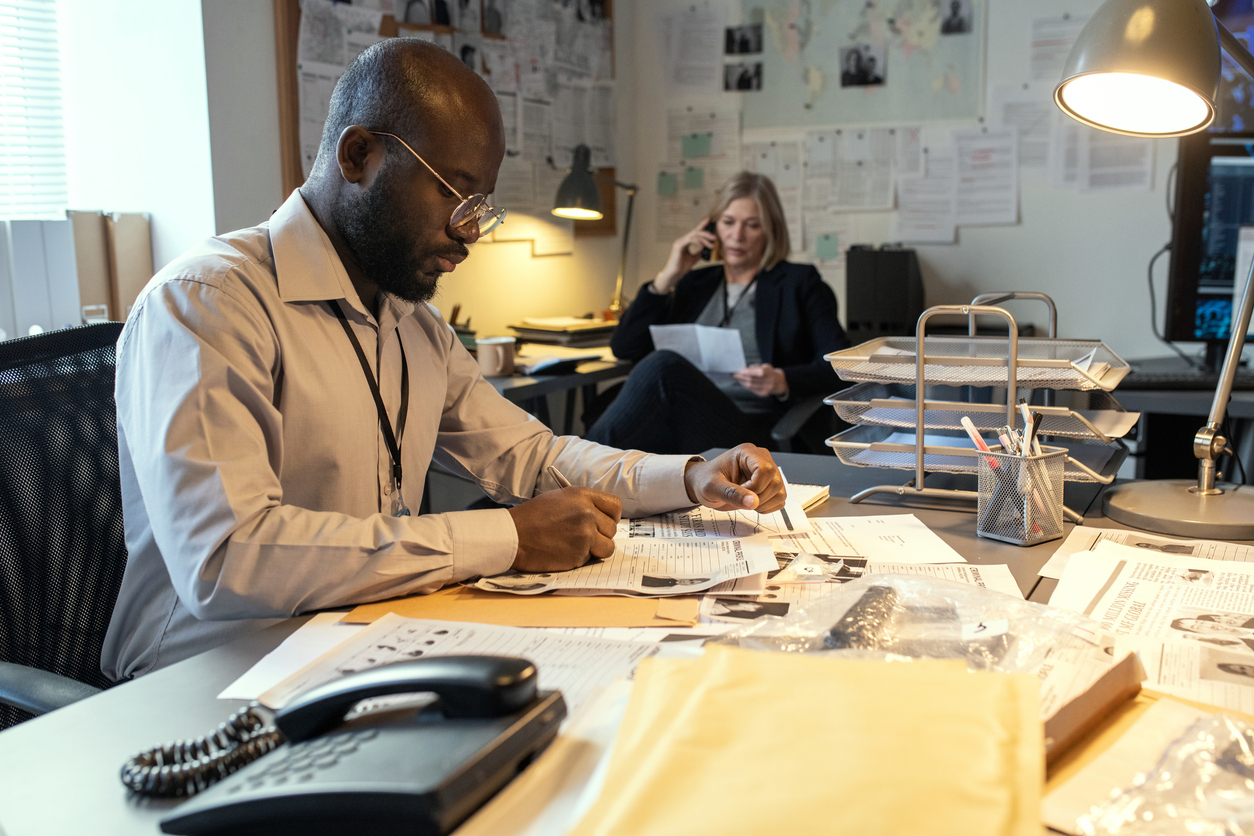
[294,0,617,252]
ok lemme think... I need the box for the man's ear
[336,125,377,184]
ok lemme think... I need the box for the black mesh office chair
[0,323,127,729]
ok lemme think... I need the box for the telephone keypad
[246,730,380,790]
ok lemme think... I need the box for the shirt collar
[269,190,416,321]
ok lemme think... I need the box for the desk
[0,452,1103,835]
[489,359,631,435]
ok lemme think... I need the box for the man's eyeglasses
[369,131,506,236]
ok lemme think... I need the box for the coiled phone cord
[120,703,285,798]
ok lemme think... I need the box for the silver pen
[547,465,573,488]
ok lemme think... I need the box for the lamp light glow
[552,207,603,220]
[1056,72,1213,136]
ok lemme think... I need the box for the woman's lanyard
[720,272,759,328]
[331,301,411,517]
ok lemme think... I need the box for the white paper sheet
[495,90,522,157]
[1080,129,1154,191]
[219,612,365,701]
[474,537,778,596]
[991,85,1054,171]
[894,146,957,244]
[522,96,553,162]
[1040,527,1254,580]
[616,489,813,540]
[259,614,658,712]
[953,127,1019,227]
[771,515,967,564]
[1031,15,1090,82]
[1051,542,1254,635]
[663,2,726,95]
[648,323,747,375]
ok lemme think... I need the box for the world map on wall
[742,0,984,129]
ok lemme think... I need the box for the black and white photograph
[725,23,763,55]
[724,62,763,91]
[640,575,712,589]
[707,598,791,621]
[838,45,886,88]
[1173,568,1216,586]
[1200,650,1254,685]
[940,0,972,34]
[482,0,505,36]
[1129,537,1196,556]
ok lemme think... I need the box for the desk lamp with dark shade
[1055,0,1254,538]
[551,144,638,318]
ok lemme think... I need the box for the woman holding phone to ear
[585,172,850,455]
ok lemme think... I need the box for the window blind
[0,0,67,220]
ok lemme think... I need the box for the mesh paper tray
[825,424,1127,484]
[824,383,1138,442]
[823,336,1130,391]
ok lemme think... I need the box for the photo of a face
[838,45,886,88]
[1200,649,1254,685]
[940,0,972,34]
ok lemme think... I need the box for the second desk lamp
[1055,0,1254,538]
[551,145,639,319]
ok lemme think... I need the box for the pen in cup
[547,465,573,488]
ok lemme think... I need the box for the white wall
[627,0,1206,362]
[61,0,216,271]
[202,1,285,234]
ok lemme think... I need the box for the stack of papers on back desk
[568,646,1043,836]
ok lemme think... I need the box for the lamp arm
[1216,19,1254,86]
[1190,15,1254,492]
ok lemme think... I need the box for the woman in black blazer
[585,172,849,454]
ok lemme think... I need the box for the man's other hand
[508,487,622,572]
[683,444,786,513]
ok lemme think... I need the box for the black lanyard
[720,272,759,327]
[331,301,409,490]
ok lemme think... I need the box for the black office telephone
[145,656,565,836]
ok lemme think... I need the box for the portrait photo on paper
[725,23,763,55]
[1199,649,1254,686]
[724,62,763,91]
[707,598,791,620]
[839,45,886,88]
[940,0,973,34]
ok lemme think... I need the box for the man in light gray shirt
[102,40,785,679]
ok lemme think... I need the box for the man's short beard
[335,164,444,305]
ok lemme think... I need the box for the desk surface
[0,451,1106,836]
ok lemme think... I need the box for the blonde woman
[586,172,849,454]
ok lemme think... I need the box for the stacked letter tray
[823,336,1130,391]
[825,424,1127,484]
[824,383,1139,444]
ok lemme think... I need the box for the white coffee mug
[476,336,516,377]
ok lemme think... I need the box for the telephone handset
[149,656,566,836]
[699,220,717,260]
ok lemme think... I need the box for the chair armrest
[0,661,102,717]
[770,394,827,452]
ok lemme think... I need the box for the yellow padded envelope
[571,647,1043,836]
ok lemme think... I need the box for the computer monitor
[1166,130,1254,369]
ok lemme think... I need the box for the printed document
[771,515,967,564]
[1051,542,1254,645]
[1039,526,1254,580]
[648,323,746,376]
[616,488,812,540]
[474,537,777,596]
[260,614,657,712]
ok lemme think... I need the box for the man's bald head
[308,39,504,184]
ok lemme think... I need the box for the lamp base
[1102,480,1254,540]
